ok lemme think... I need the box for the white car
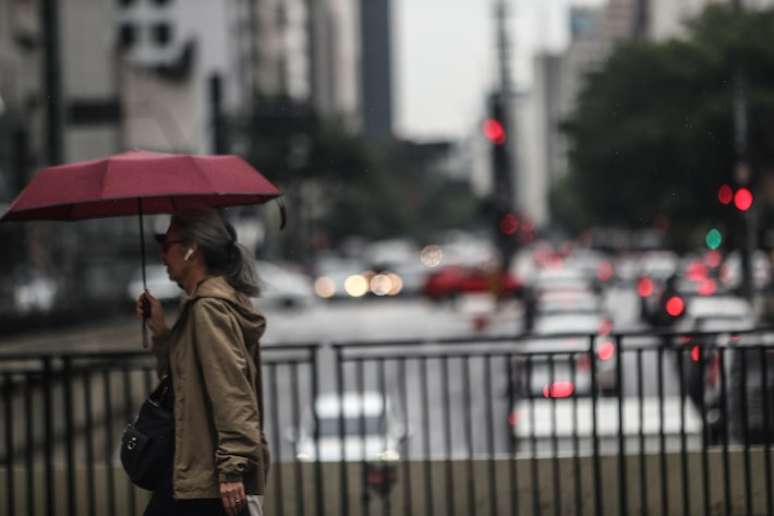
[513,312,618,398]
[508,397,703,454]
[290,391,407,463]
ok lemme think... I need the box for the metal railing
[2,328,774,515]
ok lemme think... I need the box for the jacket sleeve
[192,299,264,483]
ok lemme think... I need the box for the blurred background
[1,0,774,342]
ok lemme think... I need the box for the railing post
[312,345,324,516]
[3,373,15,516]
[63,356,76,516]
[42,357,55,516]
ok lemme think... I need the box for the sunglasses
[154,233,185,253]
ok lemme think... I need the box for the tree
[557,5,774,246]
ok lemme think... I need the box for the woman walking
[136,206,269,516]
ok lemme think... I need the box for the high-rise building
[359,0,394,140]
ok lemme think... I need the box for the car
[422,265,522,301]
[511,311,618,400]
[289,391,408,463]
[126,264,183,304]
[254,260,316,309]
[508,396,703,454]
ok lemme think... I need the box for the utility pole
[731,0,756,303]
[632,0,650,39]
[41,0,63,165]
[491,0,518,270]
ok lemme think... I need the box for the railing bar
[677,348,690,516]
[719,348,731,516]
[3,373,14,516]
[335,347,350,516]
[122,367,136,516]
[43,358,55,516]
[740,347,752,516]
[484,354,497,516]
[463,357,476,516]
[442,356,455,516]
[102,369,115,516]
[24,372,36,516]
[311,349,324,516]
[658,345,668,516]
[506,353,519,516]
[699,345,710,516]
[378,359,391,516]
[82,369,96,516]
[398,356,413,516]
[761,345,773,516]
[590,338,601,516]
[571,353,581,516]
[290,362,304,516]
[329,325,774,350]
[269,364,285,516]
[64,358,77,516]
[616,336,627,516]
[357,358,370,516]
[548,354,560,516]
[420,356,434,516]
[637,348,647,516]
[527,356,540,516]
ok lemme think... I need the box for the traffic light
[734,187,753,211]
[705,228,722,250]
[486,92,516,266]
[718,184,733,205]
[483,118,506,145]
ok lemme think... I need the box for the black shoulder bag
[120,374,174,491]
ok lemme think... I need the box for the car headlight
[379,449,400,462]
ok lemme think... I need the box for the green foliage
[558,5,774,241]
[235,98,480,250]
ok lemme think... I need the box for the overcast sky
[394,0,606,141]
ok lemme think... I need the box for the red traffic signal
[734,187,753,211]
[666,296,685,317]
[483,119,506,145]
[718,184,733,205]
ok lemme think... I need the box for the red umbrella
[1,149,283,345]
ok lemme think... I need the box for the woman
[136,206,269,516]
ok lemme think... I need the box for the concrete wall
[2,448,770,515]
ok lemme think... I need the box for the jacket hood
[185,276,265,342]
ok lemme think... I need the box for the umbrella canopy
[1,149,282,348]
[0,149,281,221]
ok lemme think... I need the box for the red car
[422,265,522,300]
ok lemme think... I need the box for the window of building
[152,23,172,46]
[118,23,137,48]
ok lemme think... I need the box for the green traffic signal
[705,228,722,250]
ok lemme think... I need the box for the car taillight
[638,277,654,297]
[697,279,716,296]
[543,381,575,399]
[597,261,614,282]
[690,345,701,362]
[665,296,685,317]
[597,341,615,361]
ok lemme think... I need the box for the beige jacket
[152,276,270,499]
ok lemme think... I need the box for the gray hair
[171,206,260,297]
